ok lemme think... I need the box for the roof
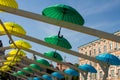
[78,30,120,49]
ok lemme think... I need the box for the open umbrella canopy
[42,74,52,80]
[42,4,84,25]
[0,65,11,72]
[4,61,17,66]
[0,22,26,35]
[6,56,21,61]
[51,72,64,79]
[64,68,79,76]
[0,0,18,12]
[33,77,41,80]
[17,71,26,76]
[96,53,120,65]
[10,40,32,49]
[36,59,50,67]
[13,72,19,76]
[44,51,63,61]
[78,64,97,73]
[23,67,33,73]
[29,64,41,71]
[44,35,72,49]
[8,49,26,57]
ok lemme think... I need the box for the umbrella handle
[58,27,63,38]
[9,40,12,44]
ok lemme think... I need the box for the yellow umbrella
[8,49,26,57]
[0,22,26,35]
[0,65,11,72]
[4,61,17,66]
[0,0,18,11]
[10,40,32,49]
[7,56,21,61]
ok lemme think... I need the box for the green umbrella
[44,51,63,61]
[44,35,72,49]
[29,64,41,71]
[42,4,84,37]
[42,4,84,25]
[36,59,50,66]
[17,71,26,76]
[13,72,19,76]
[23,67,33,73]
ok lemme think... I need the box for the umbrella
[42,74,52,80]
[29,64,41,71]
[0,0,18,12]
[0,22,26,35]
[96,53,120,65]
[33,77,41,80]
[78,64,97,73]
[23,67,33,73]
[42,4,84,37]
[8,49,26,57]
[44,35,72,49]
[44,51,63,61]
[10,40,32,49]
[64,68,79,76]
[17,71,26,76]
[51,72,64,79]
[36,59,50,66]
[6,56,21,61]
[4,61,17,66]
[42,4,84,25]
[0,65,11,72]
[13,72,19,76]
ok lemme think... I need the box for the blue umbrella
[96,53,120,65]
[51,72,64,79]
[42,74,52,80]
[33,77,41,80]
[64,68,79,76]
[78,64,97,73]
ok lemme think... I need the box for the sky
[0,0,120,66]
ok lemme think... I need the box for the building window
[94,49,96,56]
[111,70,115,77]
[103,45,107,52]
[100,71,103,78]
[89,50,92,56]
[110,43,113,50]
[98,47,101,53]
[116,43,119,50]
[118,69,120,78]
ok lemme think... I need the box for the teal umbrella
[51,72,64,79]
[64,68,79,76]
[42,74,52,80]
[44,35,72,49]
[29,64,41,71]
[42,4,84,39]
[44,51,63,61]
[78,64,97,73]
[96,53,120,65]
[33,77,41,80]
[23,67,33,73]
[36,59,50,66]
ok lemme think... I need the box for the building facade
[78,31,120,80]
